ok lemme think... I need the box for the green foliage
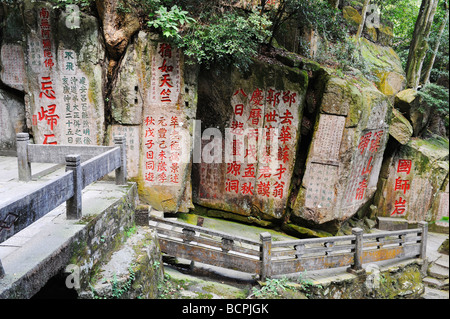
[51,0,93,10]
[417,83,449,115]
[251,277,291,298]
[147,5,195,41]
[176,10,272,70]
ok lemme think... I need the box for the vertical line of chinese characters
[35,7,59,145]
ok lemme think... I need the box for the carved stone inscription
[311,114,345,162]
[304,163,339,208]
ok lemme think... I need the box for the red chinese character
[248,108,262,125]
[170,174,179,183]
[241,182,254,195]
[157,172,167,184]
[158,127,168,139]
[227,162,241,176]
[257,181,271,197]
[250,88,264,106]
[397,159,412,175]
[158,117,167,126]
[44,58,54,69]
[158,59,174,73]
[225,179,239,194]
[157,161,167,172]
[266,89,280,107]
[279,110,294,125]
[231,121,244,135]
[145,128,154,138]
[170,163,179,174]
[39,8,50,19]
[38,104,59,130]
[279,126,292,144]
[265,110,278,123]
[258,166,271,179]
[282,91,296,107]
[361,156,373,175]
[159,150,166,161]
[273,181,285,198]
[278,145,290,164]
[233,88,247,97]
[146,151,154,159]
[159,43,172,58]
[43,134,57,145]
[391,197,407,216]
[369,130,384,153]
[160,89,171,102]
[145,116,155,126]
[358,132,372,155]
[274,164,287,180]
[232,139,243,156]
[145,172,155,182]
[234,104,244,116]
[145,139,154,149]
[170,116,179,128]
[160,74,173,88]
[394,177,410,194]
[355,178,368,200]
[146,161,155,170]
[243,164,256,178]
[39,77,56,99]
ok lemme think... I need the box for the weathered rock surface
[360,38,405,97]
[192,59,308,220]
[0,89,26,153]
[4,1,107,146]
[389,108,413,145]
[291,70,390,231]
[374,136,449,226]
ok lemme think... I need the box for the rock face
[109,31,198,213]
[192,60,308,221]
[291,71,390,231]
[13,1,106,146]
[374,137,449,227]
[0,89,26,153]
[360,38,405,97]
[0,0,447,236]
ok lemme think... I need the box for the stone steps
[423,254,449,298]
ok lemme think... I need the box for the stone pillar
[114,135,127,185]
[16,133,31,182]
[0,258,5,279]
[65,154,82,219]
[260,232,272,281]
[419,221,428,260]
[347,227,366,275]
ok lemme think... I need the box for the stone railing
[150,216,428,281]
[0,133,127,278]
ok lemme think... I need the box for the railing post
[419,221,428,260]
[260,232,272,281]
[65,154,82,219]
[16,133,31,182]
[114,135,127,185]
[0,258,5,279]
[347,227,365,275]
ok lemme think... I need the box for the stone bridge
[0,139,137,298]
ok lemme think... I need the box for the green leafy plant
[417,83,449,115]
[177,10,272,70]
[147,5,195,41]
